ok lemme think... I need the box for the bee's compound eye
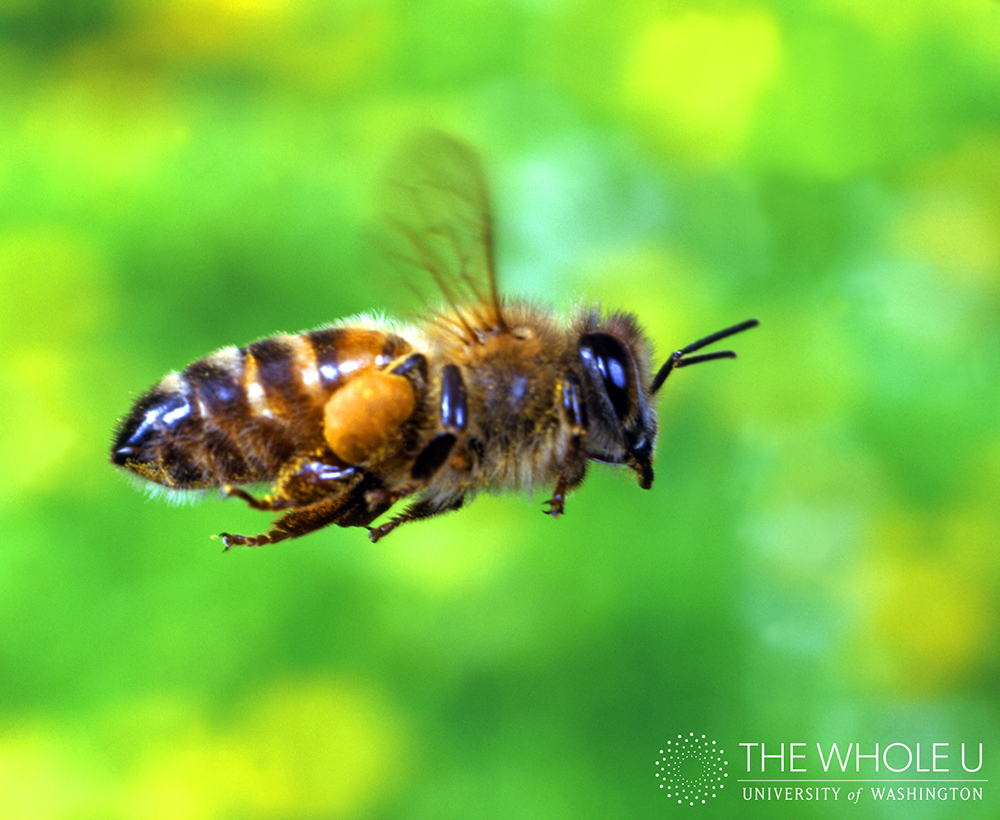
[579,332,633,419]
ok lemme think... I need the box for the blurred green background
[2,0,999,818]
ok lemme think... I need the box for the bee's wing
[377,130,506,340]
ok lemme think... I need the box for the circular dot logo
[655,733,728,806]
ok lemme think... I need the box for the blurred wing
[378,131,506,341]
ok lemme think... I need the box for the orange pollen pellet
[323,370,416,464]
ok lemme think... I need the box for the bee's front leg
[542,454,588,518]
[543,371,589,518]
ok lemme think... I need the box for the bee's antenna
[650,318,759,395]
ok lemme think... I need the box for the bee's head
[575,313,658,489]
[576,313,759,490]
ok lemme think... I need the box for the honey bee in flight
[111,133,758,547]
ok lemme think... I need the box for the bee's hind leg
[219,467,395,549]
[219,497,347,549]
[222,485,295,512]
[218,487,386,548]
[223,451,359,513]
[367,495,464,543]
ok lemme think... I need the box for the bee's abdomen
[111,327,412,490]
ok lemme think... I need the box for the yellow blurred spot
[746,313,860,423]
[576,246,712,332]
[144,0,298,55]
[237,677,405,818]
[893,137,1000,291]
[1,351,78,503]
[0,725,84,820]
[133,0,388,92]
[0,230,112,501]
[623,10,781,162]
[894,193,999,286]
[123,677,407,819]
[0,229,111,342]
[848,511,995,694]
[21,60,188,188]
[875,559,987,690]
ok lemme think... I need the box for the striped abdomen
[111,327,412,490]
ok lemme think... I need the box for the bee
[110,132,758,547]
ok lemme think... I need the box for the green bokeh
[2,1,998,818]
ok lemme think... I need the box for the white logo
[655,733,729,806]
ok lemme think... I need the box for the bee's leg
[410,432,459,481]
[220,472,396,549]
[219,496,347,549]
[223,454,357,512]
[367,495,465,543]
[542,457,588,518]
[222,485,294,511]
[363,362,471,543]
[543,371,589,518]
[364,364,469,542]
